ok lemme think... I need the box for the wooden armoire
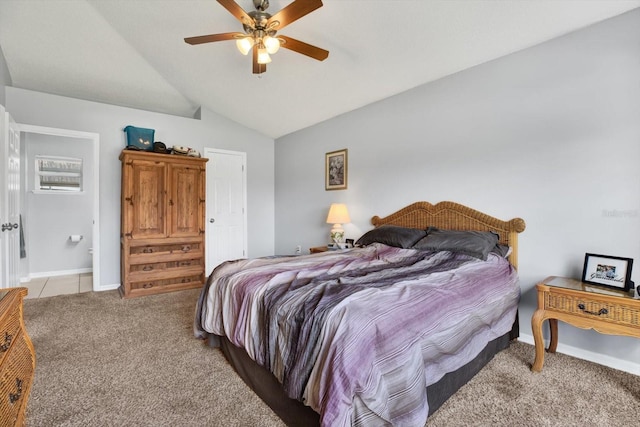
[119,149,208,298]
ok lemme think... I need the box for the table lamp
[326,203,350,245]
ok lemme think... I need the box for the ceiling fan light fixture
[185,0,329,74]
[263,35,280,54]
[236,37,255,55]
[257,46,271,64]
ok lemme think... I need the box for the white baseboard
[97,283,120,292]
[21,268,93,282]
[20,273,119,293]
[519,332,640,376]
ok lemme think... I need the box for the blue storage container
[124,125,155,150]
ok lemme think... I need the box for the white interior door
[205,148,247,275]
[0,105,5,286]
[0,107,21,288]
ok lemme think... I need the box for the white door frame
[18,124,101,292]
[204,147,247,274]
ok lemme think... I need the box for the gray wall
[0,45,10,106]
[24,133,94,274]
[275,9,640,371]
[7,87,275,289]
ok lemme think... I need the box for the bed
[194,201,526,426]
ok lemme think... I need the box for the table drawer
[0,333,35,427]
[545,292,640,327]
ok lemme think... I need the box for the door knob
[1,223,18,232]
[209,218,215,223]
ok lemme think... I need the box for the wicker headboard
[371,201,526,269]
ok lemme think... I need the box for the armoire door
[124,159,166,239]
[168,163,203,238]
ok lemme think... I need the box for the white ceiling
[1,0,638,139]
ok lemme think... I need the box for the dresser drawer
[0,333,35,427]
[545,292,640,327]
[0,304,22,367]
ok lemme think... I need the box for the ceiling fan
[185,0,329,74]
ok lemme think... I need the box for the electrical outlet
[295,245,302,255]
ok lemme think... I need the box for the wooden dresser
[0,288,35,427]
[120,150,208,298]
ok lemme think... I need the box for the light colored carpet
[24,289,284,426]
[23,289,640,426]
[428,339,640,427]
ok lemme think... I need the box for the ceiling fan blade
[267,0,323,30]
[279,35,328,61]
[184,32,243,45]
[217,0,253,26]
[253,48,267,74]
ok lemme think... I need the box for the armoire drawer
[129,258,203,273]
[130,274,203,292]
[129,242,202,256]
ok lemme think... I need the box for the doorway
[204,148,247,275]
[18,124,100,292]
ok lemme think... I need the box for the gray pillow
[355,225,427,249]
[412,227,499,260]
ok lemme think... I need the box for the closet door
[123,159,166,239]
[167,162,203,238]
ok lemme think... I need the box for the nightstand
[309,246,328,254]
[531,276,640,372]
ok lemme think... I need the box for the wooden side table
[531,276,640,372]
[309,246,328,254]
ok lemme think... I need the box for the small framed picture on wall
[325,149,348,191]
[581,253,633,291]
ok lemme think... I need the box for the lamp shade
[236,37,254,55]
[257,47,272,64]
[263,35,281,54]
[326,203,350,224]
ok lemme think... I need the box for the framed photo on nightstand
[581,253,633,291]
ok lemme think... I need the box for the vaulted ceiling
[1,1,638,138]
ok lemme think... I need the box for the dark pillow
[355,225,427,249]
[412,227,499,260]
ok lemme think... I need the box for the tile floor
[23,273,93,299]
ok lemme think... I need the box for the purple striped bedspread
[195,243,520,426]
